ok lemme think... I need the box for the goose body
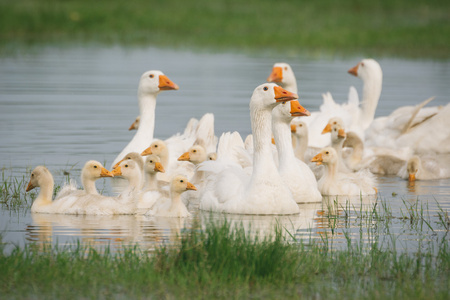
[199,83,301,215]
[397,154,450,182]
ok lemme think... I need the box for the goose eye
[125,164,128,168]
[149,74,154,78]
[180,180,184,183]
[263,86,268,91]
[333,121,337,125]
[361,62,365,67]
[193,150,196,153]
[31,173,34,177]
[325,151,329,154]
[299,124,303,127]
[149,160,153,163]
[154,145,158,148]
[284,67,288,71]
[94,165,98,169]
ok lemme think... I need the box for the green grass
[1,220,449,299]
[0,0,449,58]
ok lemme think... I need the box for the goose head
[170,175,197,194]
[138,70,179,97]
[144,154,165,175]
[112,160,142,184]
[26,166,53,192]
[406,156,420,182]
[207,152,217,161]
[128,116,140,131]
[291,120,308,138]
[266,63,297,92]
[348,58,382,82]
[178,145,207,165]
[82,160,114,181]
[272,99,310,128]
[322,117,346,139]
[311,147,338,166]
[113,152,144,170]
[141,139,168,157]
[251,83,298,112]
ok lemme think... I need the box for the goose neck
[360,73,382,129]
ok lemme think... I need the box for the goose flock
[26,59,450,217]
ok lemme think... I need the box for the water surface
[1,46,449,253]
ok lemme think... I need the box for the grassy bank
[0,0,449,58]
[1,221,449,299]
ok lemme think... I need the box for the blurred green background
[1,0,449,58]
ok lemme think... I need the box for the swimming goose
[311,147,377,196]
[145,175,196,218]
[271,99,322,203]
[112,70,179,168]
[199,83,301,215]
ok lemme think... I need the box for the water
[1,46,449,253]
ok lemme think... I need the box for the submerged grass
[0,0,449,58]
[1,220,449,299]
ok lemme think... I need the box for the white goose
[145,175,196,218]
[311,147,377,196]
[112,70,179,168]
[272,99,322,203]
[199,83,300,215]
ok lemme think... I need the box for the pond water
[1,46,449,253]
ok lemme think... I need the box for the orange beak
[141,146,153,156]
[100,167,114,178]
[178,152,190,161]
[290,124,297,133]
[408,173,416,182]
[112,166,122,177]
[158,75,179,90]
[267,66,283,83]
[186,182,197,191]
[112,158,124,170]
[154,162,165,173]
[26,180,35,192]
[290,100,310,117]
[128,122,137,131]
[322,123,332,134]
[348,63,359,77]
[338,128,346,138]
[274,85,298,102]
[311,153,323,165]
